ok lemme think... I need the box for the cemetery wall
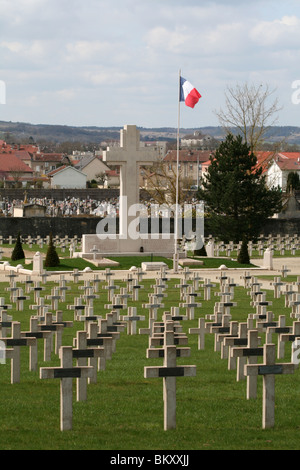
[0,215,298,239]
[0,216,102,238]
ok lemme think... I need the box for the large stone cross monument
[102,124,157,237]
[81,124,176,257]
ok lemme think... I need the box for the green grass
[2,241,258,271]
[0,275,300,449]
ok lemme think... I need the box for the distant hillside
[0,120,300,146]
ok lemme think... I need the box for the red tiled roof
[273,152,300,171]
[34,153,64,162]
[0,153,33,173]
[14,150,32,160]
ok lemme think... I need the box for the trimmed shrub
[237,238,250,264]
[11,233,25,261]
[44,233,60,267]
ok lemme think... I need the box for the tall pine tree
[197,133,282,243]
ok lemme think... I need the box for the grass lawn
[0,272,300,450]
[2,241,258,271]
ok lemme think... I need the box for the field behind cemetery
[0,254,300,450]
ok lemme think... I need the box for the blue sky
[0,0,300,129]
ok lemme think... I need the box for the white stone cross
[104,279,119,302]
[224,322,249,374]
[240,271,252,288]
[265,315,289,358]
[149,321,188,348]
[217,321,239,360]
[40,346,93,431]
[189,317,211,350]
[142,295,164,320]
[203,279,216,300]
[122,306,145,335]
[46,287,62,311]
[13,288,29,311]
[179,295,202,320]
[231,329,263,399]
[270,277,285,298]
[22,316,52,364]
[210,314,231,352]
[245,343,295,428]
[87,322,112,374]
[279,265,291,278]
[102,125,158,238]
[71,268,82,284]
[131,279,144,301]
[1,322,37,383]
[72,330,103,401]
[38,311,73,357]
[144,322,196,430]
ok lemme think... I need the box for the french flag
[180,76,201,108]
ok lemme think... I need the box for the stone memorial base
[79,234,177,259]
[141,261,168,271]
[179,258,204,267]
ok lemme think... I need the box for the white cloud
[250,15,300,47]
[65,41,114,62]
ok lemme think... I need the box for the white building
[266,153,300,190]
[47,165,87,189]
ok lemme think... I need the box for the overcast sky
[1,0,300,129]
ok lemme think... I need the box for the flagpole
[173,69,181,273]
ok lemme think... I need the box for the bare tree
[95,171,107,188]
[215,83,281,152]
[142,158,193,206]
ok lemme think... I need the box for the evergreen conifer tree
[11,233,25,261]
[197,133,282,243]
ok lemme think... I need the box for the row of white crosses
[144,313,196,430]
[0,268,133,431]
[204,233,300,257]
[188,272,299,430]
[39,307,127,431]
[1,264,299,432]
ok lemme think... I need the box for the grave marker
[232,329,263,399]
[22,316,52,364]
[1,322,36,383]
[40,346,93,431]
[245,343,295,428]
[144,322,196,430]
[72,330,103,400]
[122,307,145,335]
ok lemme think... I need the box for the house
[74,155,114,184]
[30,153,70,177]
[266,152,300,190]
[0,152,33,186]
[47,165,87,189]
